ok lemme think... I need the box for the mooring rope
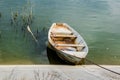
[85,58,120,76]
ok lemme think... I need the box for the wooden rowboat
[48,23,88,64]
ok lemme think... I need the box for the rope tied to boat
[85,58,120,76]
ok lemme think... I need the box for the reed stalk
[0,12,1,18]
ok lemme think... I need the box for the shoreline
[0,65,119,80]
[0,64,120,67]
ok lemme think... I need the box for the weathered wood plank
[56,44,84,47]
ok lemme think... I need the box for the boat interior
[50,23,85,52]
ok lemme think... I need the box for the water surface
[0,0,120,65]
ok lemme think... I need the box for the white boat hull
[47,42,84,64]
[57,50,83,64]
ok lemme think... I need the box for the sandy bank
[0,65,119,80]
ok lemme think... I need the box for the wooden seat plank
[51,34,76,38]
[56,44,84,47]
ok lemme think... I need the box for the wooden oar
[27,25,38,43]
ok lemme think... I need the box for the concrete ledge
[0,65,120,80]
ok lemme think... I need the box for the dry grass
[2,68,71,80]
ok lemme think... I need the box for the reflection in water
[47,46,85,65]
[47,46,73,65]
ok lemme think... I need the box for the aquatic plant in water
[10,0,34,31]
[0,12,1,18]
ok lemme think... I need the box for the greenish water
[0,0,120,65]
